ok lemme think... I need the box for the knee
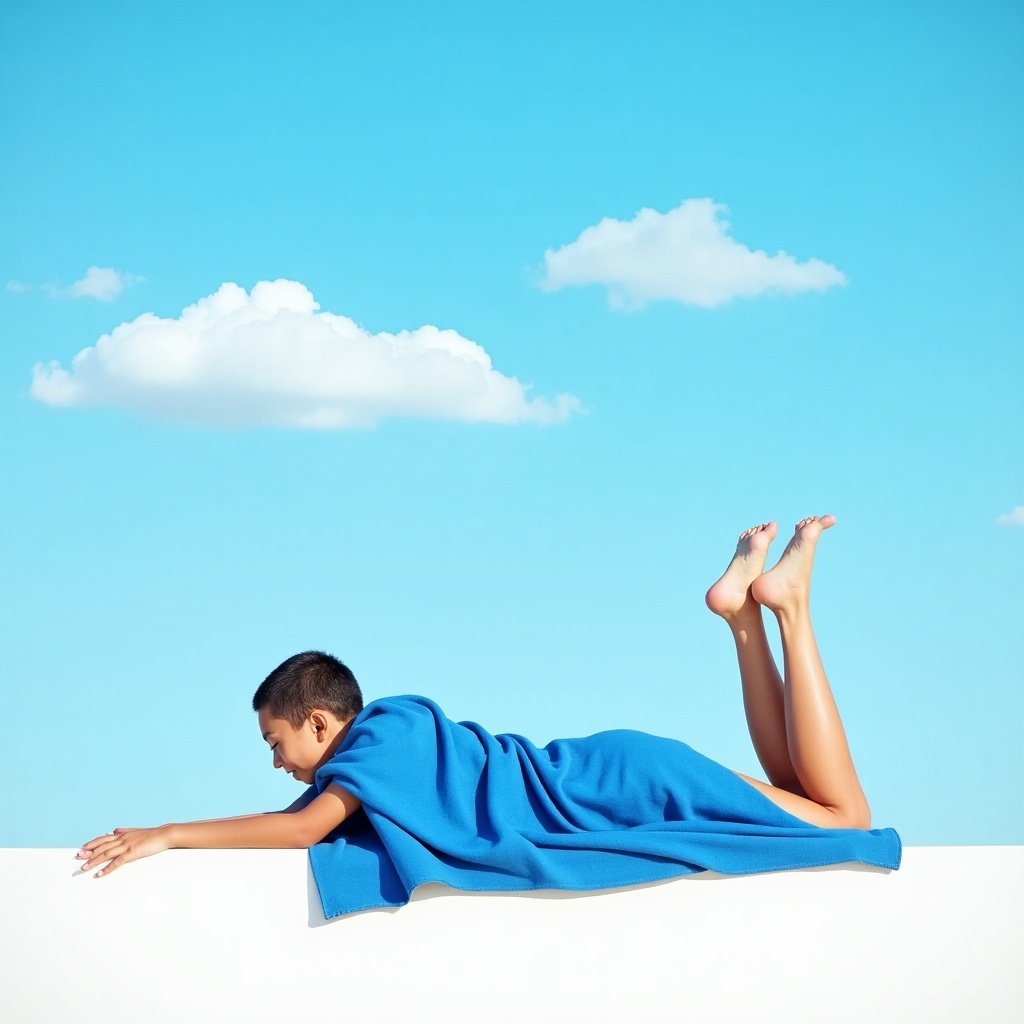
[832,801,872,830]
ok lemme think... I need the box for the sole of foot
[750,515,836,614]
[705,521,778,620]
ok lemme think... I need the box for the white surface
[3,846,1022,1023]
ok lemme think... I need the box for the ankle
[726,605,764,636]
[772,601,811,628]
[724,598,765,630]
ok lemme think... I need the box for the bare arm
[164,811,308,850]
[164,784,360,850]
[79,784,362,877]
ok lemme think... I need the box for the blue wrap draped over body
[306,694,901,919]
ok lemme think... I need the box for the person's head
[252,651,364,784]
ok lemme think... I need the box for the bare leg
[748,516,872,829]
[705,522,806,796]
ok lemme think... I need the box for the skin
[79,513,872,878]
[707,515,872,830]
[76,708,363,878]
[258,706,357,786]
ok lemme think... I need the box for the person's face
[257,707,338,785]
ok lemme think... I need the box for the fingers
[78,840,122,875]
[82,841,133,877]
[93,854,125,878]
[78,829,130,875]
[81,828,130,848]
[77,827,159,877]
[79,850,115,875]
[78,835,116,860]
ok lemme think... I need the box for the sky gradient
[1,1,1021,848]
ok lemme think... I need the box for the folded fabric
[307,694,902,919]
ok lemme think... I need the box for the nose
[273,751,283,770]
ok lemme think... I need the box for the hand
[77,825,171,878]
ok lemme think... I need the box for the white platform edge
[3,846,1022,1023]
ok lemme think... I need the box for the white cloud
[538,198,847,310]
[996,506,1024,527]
[39,266,144,301]
[66,266,144,301]
[30,279,580,429]
[5,280,31,293]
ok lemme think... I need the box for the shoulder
[359,694,442,719]
[346,694,446,741]
[313,694,448,794]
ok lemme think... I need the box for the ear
[310,710,328,738]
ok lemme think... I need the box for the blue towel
[307,694,902,919]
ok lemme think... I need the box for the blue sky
[1,1,1021,848]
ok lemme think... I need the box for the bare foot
[705,522,778,621]
[750,515,836,615]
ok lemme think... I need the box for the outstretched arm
[77,783,361,877]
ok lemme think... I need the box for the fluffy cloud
[68,266,144,301]
[539,198,847,310]
[5,280,31,293]
[30,279,580,429]
[995,506,1024,527]
[37,266,145,301]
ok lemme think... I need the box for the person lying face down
[78,513,894,886]
[76,652,365,878]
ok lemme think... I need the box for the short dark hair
[252,651,364,728]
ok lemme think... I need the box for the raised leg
[748,516,872,830]
[705,522,806,795]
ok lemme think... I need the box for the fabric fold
[308,694,901,919]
